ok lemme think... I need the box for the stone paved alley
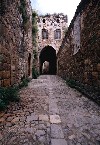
[0,75,100,145]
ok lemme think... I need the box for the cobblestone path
[0,75,100,145]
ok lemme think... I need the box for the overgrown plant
[19,0,29,30]
[32,11,38,47]
[0,76,30,111]
[0,86,20,111]
[18,76,30,88]
[32,67,39,79]
[33,49,37,59]
[0,99,6,111]
[32,11,39,77]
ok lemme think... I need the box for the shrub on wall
[32,67,39,79]
[32,11,38,46]
[18,76,30,88]
[32,11,39,76]
[19,0,29,31]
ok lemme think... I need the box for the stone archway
[39,46,57,75]
[28,53,31,76]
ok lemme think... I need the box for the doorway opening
[39,46,57,75]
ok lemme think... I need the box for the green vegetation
[0,99,6,111]
[32,67,39,79]
[66,78,100,105]
[0,86,19,111]
[19,0,29,30]
[32,11,39,78]
[33,49,37,59]
[19,76,30,88]
[32,11,38,46]
[0,77,30,111]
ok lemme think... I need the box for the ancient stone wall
[0,0,33,87]
[36,13,68,72]
[57,0,100,87]
[37,13,68,54]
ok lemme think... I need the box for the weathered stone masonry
[0,0,33,87]
[57,0,100,88]
[37,14,68,53]
[37,14,68,73]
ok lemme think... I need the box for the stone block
[84,59,91,65]
[39,114,49,122]
[92,72,98,80]
[0,118,5,123]
[11,65,15,71]
[97,63,100,72]
[83,78,88,83]
[6,56,11,64]
[0,71,2,79]
[51,124,64,138]
[3,79,11,87]
[3,63,10,70]
[68,134,76,140]
[2,71,10,79]
[35,130,45,137]
[49,104,59,114]
[84,72,87,79]
[26,114,38,123]
[0,133,3,140]
[50,115,61,124]
[51,139,67,145]
[11,117,20,124]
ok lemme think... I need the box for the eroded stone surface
[39,115,49,122]
[0,75,100,145]
[51,139,67,145]
[51,124,64,138]
[50,115,61,124]
[0,0,33,87]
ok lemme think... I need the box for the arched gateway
[39,46,57,75]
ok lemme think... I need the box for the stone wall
[36,13,68,72]
[37,13,68,54]
[0,0,33,87]
[57,0,100,87]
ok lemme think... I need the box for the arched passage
[39,46,57,75]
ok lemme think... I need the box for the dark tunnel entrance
[39,46,57,75]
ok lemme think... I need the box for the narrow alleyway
[0,75,100,145]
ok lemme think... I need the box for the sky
[30,0,81,25]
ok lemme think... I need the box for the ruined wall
[0,0,33,87]
[37,13,68,54]
[36,13,68,72]
[57,0,100,87]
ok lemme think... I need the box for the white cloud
[30,0,81,25]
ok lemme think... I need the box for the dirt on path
[0,75,100,145]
